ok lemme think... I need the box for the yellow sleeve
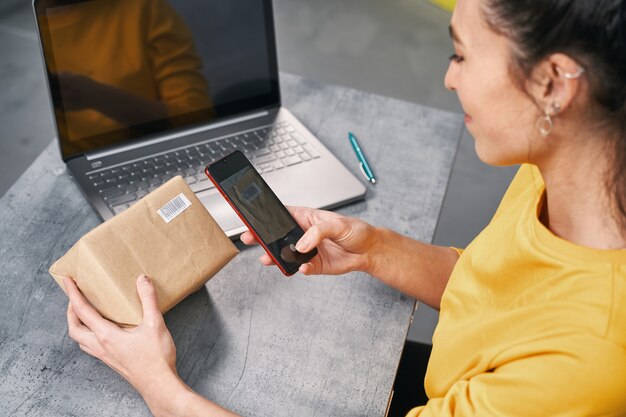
[449,247,464,257]
[406,333,626,417]
[146,0,212,118]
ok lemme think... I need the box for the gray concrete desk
[0,73,462,417]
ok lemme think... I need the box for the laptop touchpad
[198,191,243,233]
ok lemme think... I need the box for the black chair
[387,341,432,417]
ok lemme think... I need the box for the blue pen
[348,132,376,184]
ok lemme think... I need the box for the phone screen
[207,151,317,275]
[220,165,297,244]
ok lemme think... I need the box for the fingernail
[295,239,308,252]
[138,274,150,284]
[63,277,68,285]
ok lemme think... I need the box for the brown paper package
[49,176,239,326]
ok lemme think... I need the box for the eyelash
[449,54,464,63]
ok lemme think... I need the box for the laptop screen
[34,0,280,160]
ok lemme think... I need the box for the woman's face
[445,0,540,166]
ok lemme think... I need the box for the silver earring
[537,102,561,138]
[563,67,585,79]
[537,114,554,138]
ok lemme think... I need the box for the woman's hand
[240,206,380,276]
[241,206,459,309]
[65,275,184,410]
[65,275,241,417]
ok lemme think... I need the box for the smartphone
[205,150,318,276]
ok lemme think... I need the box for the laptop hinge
[85,110,270,161]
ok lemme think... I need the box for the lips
[464,114,473,123]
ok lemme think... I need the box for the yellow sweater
[408,164,626,416]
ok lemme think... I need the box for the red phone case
[204,166,295,276]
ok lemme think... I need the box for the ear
[526,53,584,115]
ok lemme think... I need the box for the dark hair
[482,0,626,231]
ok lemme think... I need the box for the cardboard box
[49,176,238,326]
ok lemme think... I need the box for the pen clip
[358,162,371,183]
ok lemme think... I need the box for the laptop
[33,0,366,237]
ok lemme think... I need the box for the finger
[135,275,162,324]
[240,231,259,246]
[64,277,116,334]
[67,302,99,348]
[286,205,312,219]
[286,206,318,230]
[294,219,346,253]
[298,254,325,275]
[299,262,316,275]
[67,301,88,331]
[287,206,340,227]
[259,253,274,266]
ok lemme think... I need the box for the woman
[64,0,626,415]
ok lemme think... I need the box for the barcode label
[157,193,192,223]
[242,182,262,203]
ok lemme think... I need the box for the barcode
[242,182,262,203]
[158,193,192,223]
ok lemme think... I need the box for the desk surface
[0,73,462,417]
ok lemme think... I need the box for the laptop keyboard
[87,122,321,214]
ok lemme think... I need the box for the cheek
[459,75,536,166]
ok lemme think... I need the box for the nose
[444,61,457,91]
